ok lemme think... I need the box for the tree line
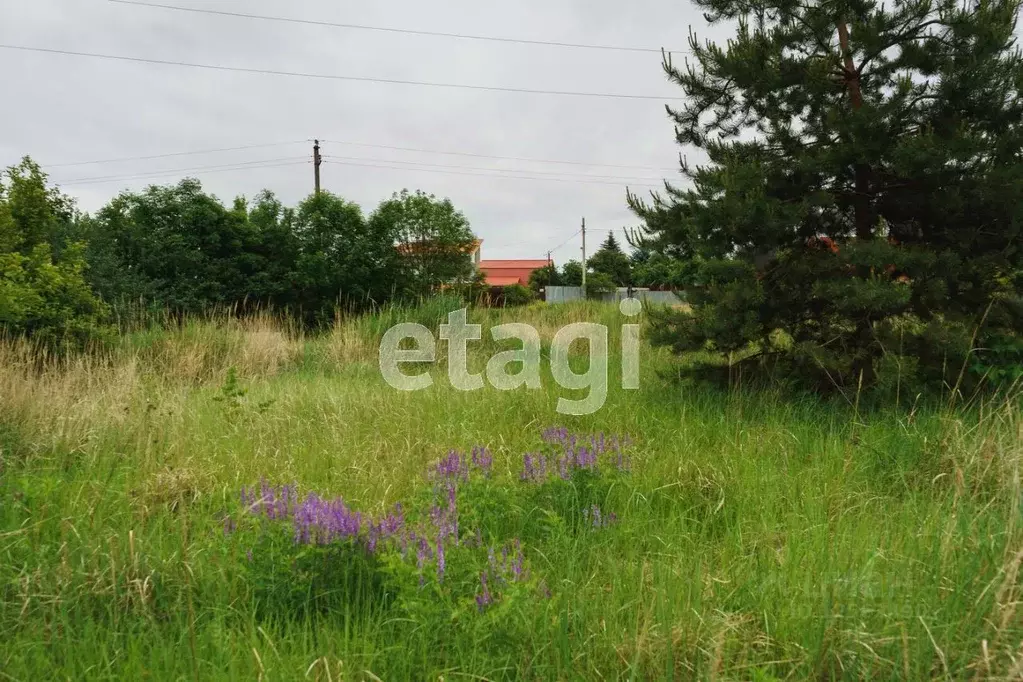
[1,158,480,346]
[527,233,701,295]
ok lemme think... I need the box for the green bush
[584,272,616,299]
[502,284,536,307]
[0,158,112,349]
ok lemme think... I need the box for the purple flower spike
[541,426,569,444]
[471,446,493,476]
[511,539,524,580]
[476,571,493,611]
[290,492,363,546]
[432,450,469,485]
[521,452,550,484]
[532,429,635,482]
[557,456,570,480]
[584,505,618,529]
[415,536,430,579]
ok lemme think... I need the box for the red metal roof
[478,260,550,269]
[478,259,550,287]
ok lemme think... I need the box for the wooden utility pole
[313,139,322,195]
[580,217,587,297]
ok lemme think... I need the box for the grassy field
[1,301,1021,680]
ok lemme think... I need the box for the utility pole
[547,251,552,266]
[580,217,587,298]
[313,139,322,196]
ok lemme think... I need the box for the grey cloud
[2,0,730,260]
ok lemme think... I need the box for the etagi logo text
[378,299,643,415]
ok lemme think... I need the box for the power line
[320,139,678,172]
[59,156,308,183]
[56,158,310,185]
[549,229,582,253]
[321,158,662,188]
[109,0,684,55]
[322,154,665,182]
[488,227,579,252]
[45,140,306,168]
[36,136,678,176]
[0,44,677,101]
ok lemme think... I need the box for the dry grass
[132,313,303,383]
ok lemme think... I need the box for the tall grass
[0,301,1021,680]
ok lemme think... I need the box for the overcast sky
[2,0,733,261]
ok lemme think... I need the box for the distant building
[396,238,483,263]
[395,237,549,288]
[477,259,551,287]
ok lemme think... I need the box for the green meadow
[1,301,1020,680]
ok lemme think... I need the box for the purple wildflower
[432,450,469,485]
[436,536,446,582]
[557,455,570,480]
[510,539,524,580]
[476,571,493,611]
[535,428,635,481]
[541,426,569,445]
[248,479,300,522]
[415,534,431,585]
[486,540,528,586]
[471,446,493,476]
[291,492,362,545]
[521,452,550,483]
[584,505,617,529]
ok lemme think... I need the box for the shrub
[0,159,112,350]
[503,284,536,307]
[584,272,616,299]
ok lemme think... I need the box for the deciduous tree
[370,189,477,297]
[0,158,110,347]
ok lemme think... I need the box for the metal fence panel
[543,287,683,305]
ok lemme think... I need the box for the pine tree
[600,233,623,253]
[589,232,633,286]
[630,0,1023,391]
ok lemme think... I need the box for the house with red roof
[477,259,552,287]
[394,236,550,289]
